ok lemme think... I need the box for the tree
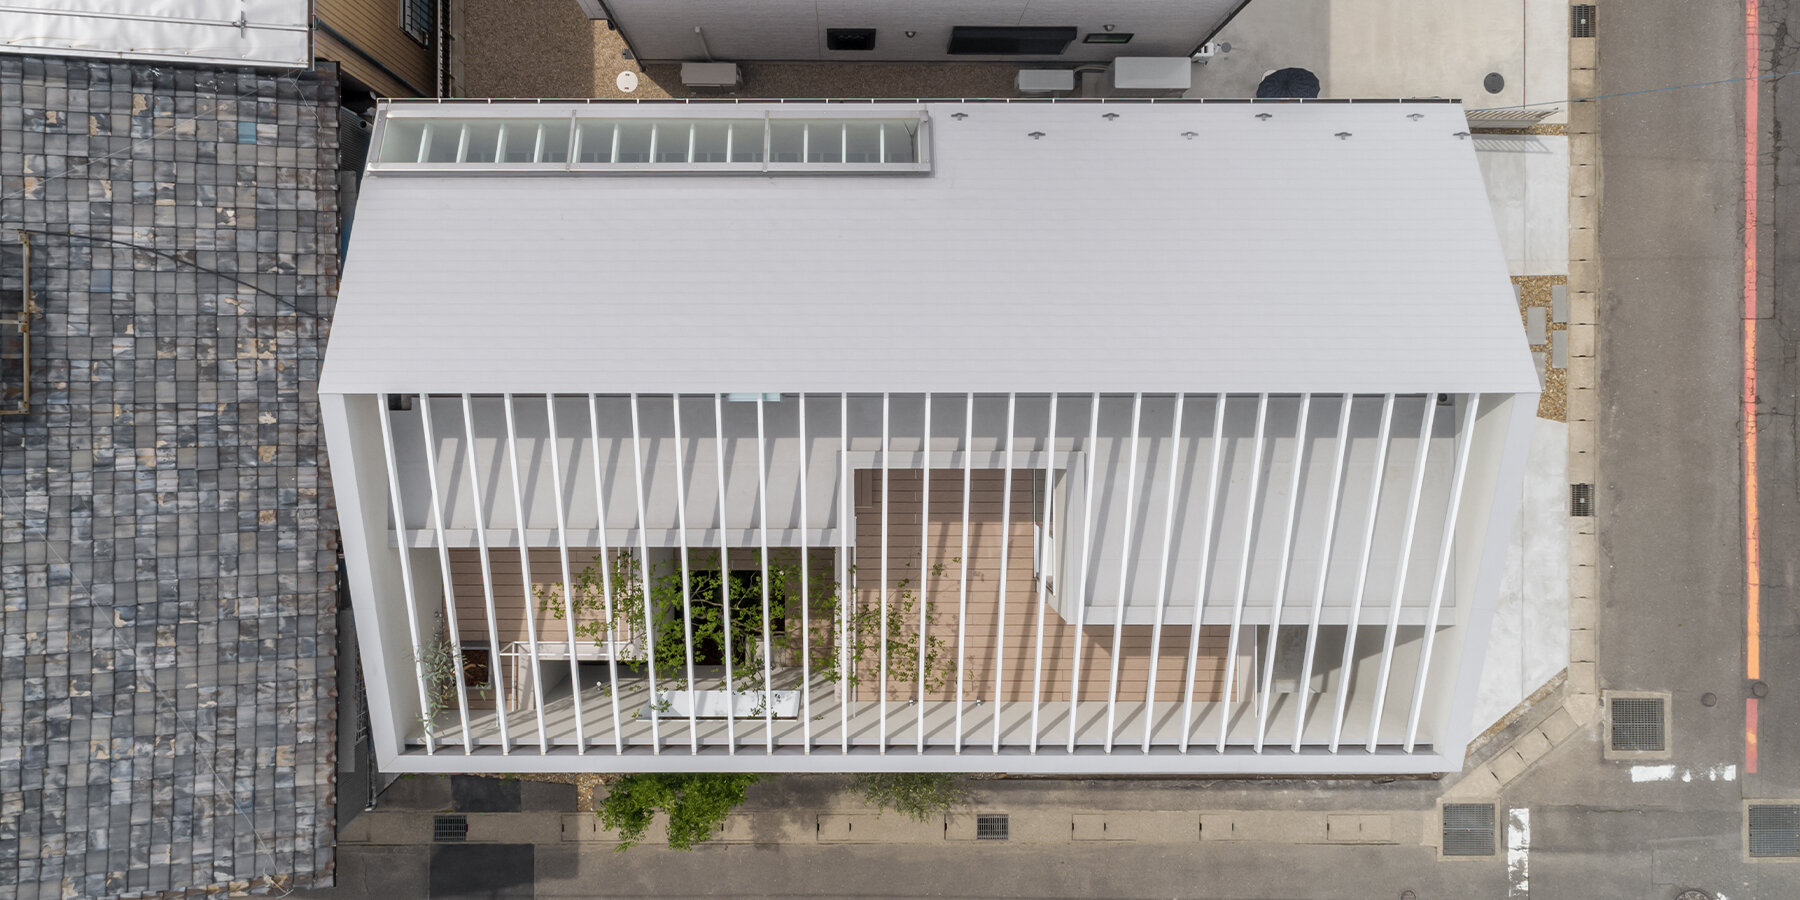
[851,772,969,823]
[595,773,764,851]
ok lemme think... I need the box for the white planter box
[648,689,800,718]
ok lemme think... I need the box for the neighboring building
[324,98,1538,775]
[315,0,457,100]
[0,53,341,899]
[0,0,310,68]
[579,0,1246,64]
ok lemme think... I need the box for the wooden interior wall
[852,469,1234,704]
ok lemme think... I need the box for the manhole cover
[1675,891,1714,900]
[1484,72,1505,94]
[616,70,639,93]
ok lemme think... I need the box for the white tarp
[0,0,310,68]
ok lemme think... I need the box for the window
[826,28,877,51]
[947,26,1077,55]
[1083,33,1134,44]
[1032,470,1059,595]
[460,644,493,692]
[402,0,435,46]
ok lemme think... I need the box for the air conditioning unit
[681,62,742,89]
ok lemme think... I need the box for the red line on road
[1748,698,1761,774]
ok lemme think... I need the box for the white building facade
[323,99,1539,775]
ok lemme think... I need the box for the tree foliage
[595,772,764,851]
[851,772,970,823]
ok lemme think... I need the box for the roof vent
[1441,803,1496,856]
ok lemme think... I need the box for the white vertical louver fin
[1180,394,1228,753]
[1255,393,1313,752]
[1143,392,1186,753]
[543,396,588,754]
[1293,394,1356,752]
[1104,393,1144,752]
[1217,394,1270,752]
[1330,394,1397,753]
[1405,395,1480,752]
[501,394,552,752]
[1365,396,1440,750]
[585,394,626,753]
[378,397,434,754]
[416,397,475,753]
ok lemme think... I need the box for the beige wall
[853,469,1234,704]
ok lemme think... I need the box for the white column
[916,393,933,753]
[669,394,701,752]
[710,395,738,754]
[377,398,435,754]
[1103,392,1144,752]
[797,393,813,753]
[992,392,1017,753]
[1068,392,1100,753]
[1254,393,1312,752]
[838,393,852,753]
[878,392,891,754]
[1365,395,1439,751]
[1329,393,1397,753]
[1216,394,1269,752]
[754,395,776,752]
[1292,394,1355,752]
[417,397,474,753]
[501,394,552,752]
[1405,394,1479,752]
[460,394,512,753]
[542,395,589,754]
[1141,392,1185,752]
[1179,394,1229,753]
[626,394,662,751]
[1029,393,1059,754]
[954,392,975,754]
[584,394,625,753]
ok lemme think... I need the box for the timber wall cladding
[315,0,433,94]
[852,469,1234,703]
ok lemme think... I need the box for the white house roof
[321,100,1538,396]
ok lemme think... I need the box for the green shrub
[595,773,763,851]
[851,772,969,823]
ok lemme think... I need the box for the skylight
[372,112,930,173]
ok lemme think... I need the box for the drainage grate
[1610,697,1666,752]
[1749,804,1800,858]
[1570,483,1594,517]
[1570,4,1596,38]
[1442,804,1496,857]
[433,814,469,842]
[975,814,1010,841]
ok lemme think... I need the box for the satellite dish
[1256,67,1320,99]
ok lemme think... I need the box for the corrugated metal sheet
[322,101,1538,396]
[0,0,310,67]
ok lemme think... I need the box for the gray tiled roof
[0,54,338,899]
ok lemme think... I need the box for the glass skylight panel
[372,113,927,172]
